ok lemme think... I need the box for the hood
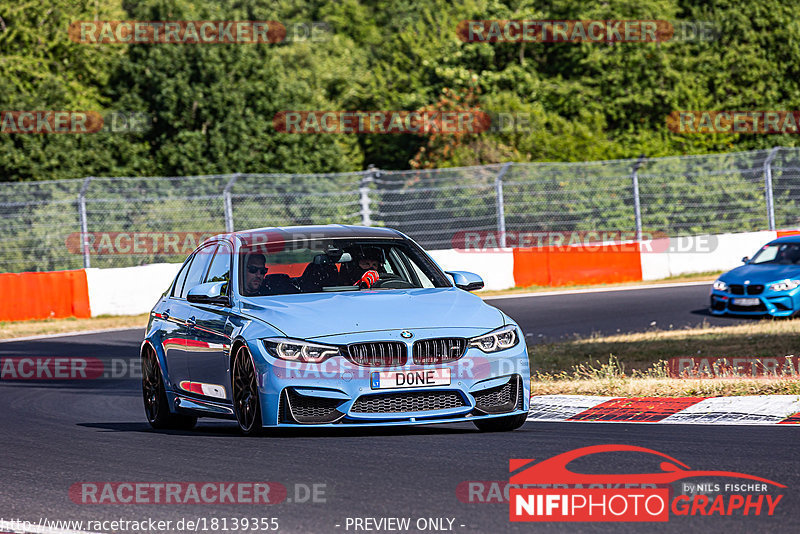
[238,287,504,339]
[722,263,800,284]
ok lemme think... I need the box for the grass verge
[530,319,800,396]
[479,271,720,297]
[0,314,149,340]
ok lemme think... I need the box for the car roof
[205,224,404,247]
[767,235,800,245]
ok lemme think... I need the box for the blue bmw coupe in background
[141,225,530,434]
[710,236,800,317]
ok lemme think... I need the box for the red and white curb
[528,395,800,425]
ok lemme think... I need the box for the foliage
[1,0,799,181]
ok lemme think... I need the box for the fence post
[764,147,780,231]
[361,165,377,226]
[495,162,511,248]
[631,155,645,242]
[223,173,240,233]
[78,177,93,269]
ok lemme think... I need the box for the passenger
[243,253,268,295]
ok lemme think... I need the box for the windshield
[238,238,450,296]
[750,243,800,265]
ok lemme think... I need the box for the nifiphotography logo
[509,445,785,522]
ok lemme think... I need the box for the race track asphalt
[1,285,797,533]
[488,282,759,341]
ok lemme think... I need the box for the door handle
[161,309,170,320]
[186,316,196,328]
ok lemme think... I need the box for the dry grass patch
[530,320,800,396]
[531,319,800,373]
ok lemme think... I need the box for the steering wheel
[372,272,415,289]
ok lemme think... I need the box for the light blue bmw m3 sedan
[141,225,530,434]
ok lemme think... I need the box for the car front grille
[351,391,467,413]
[473,376,523,414]
[730,284,744,295]
[729,284,764,296]
[346,342,407,367]
[413,338,467,364]
[747,285,764,295]
[283,389,345,424]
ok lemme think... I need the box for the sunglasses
[247,265,268,275]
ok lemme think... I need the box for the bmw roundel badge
[401,330,413,339]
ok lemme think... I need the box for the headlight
[769,280,800,292]
[469,325,519,353]
[262,338,341,363]
[712,280,728,291]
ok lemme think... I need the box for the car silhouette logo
[401,330,413,338]
[509,444,785,487]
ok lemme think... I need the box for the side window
[204,242,232,294]
[407,256,435,288]
[171,255,194,297]
[180,244,215,298]
[387,248,412,282]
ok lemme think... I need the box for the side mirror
[446,271,484,292]
[187,281,229,306]
[742,256,750,264]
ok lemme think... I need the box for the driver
[342,246,383,288]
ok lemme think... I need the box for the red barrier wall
[0,270,91,321]
[513,244,643,287]
[265,262,309,278]
[777,229,800,238]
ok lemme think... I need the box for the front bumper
[709,289,799,317]
[250,335,530,428]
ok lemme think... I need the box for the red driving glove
[354,270,379,289]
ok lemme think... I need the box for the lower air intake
[284,389,345,424]
[473,376,522,414]
[351,391,467,413]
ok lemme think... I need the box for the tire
[232,345,263,436]
[141,348,197,430]
[473,413,528,432]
